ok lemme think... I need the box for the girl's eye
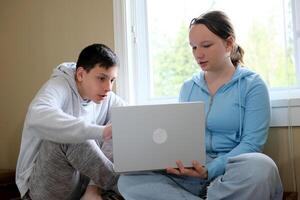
[192,46,197,50]
[203,44,212,48]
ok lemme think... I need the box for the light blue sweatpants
[118,153,283,200]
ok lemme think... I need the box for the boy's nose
[104,81,112,92]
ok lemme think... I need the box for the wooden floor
[0,169,298,200]
[283,192,298,200]
[0,170,20,200]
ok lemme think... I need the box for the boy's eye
[98,77,106,81]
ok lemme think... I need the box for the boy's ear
[76,67,85,82]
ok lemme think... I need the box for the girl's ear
[225,36,234,52]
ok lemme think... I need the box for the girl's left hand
[166,160,208,179]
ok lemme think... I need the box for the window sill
[270,89,300,127]
[132,91,300,127]
[270,97,300,127]
[146,96,300,127]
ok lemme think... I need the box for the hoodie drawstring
[238,77,242,141]
[187,83,195,101]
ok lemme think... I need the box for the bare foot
[80,185,103,200]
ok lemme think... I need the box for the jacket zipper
[206,96,214,154]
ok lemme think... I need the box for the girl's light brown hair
[190,11,244,67]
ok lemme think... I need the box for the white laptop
[111,102,206,173]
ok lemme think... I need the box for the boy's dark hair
[190,11,244,67]
[76,43,118,71]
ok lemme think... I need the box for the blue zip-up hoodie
[179,66,270,181]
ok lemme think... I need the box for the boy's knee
[61,140,100,156]
[39,140,66,159]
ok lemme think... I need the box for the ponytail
[231,44,244,67]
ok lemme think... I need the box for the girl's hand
[166,160,208,179]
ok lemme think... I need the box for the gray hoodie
[15,62,125,197]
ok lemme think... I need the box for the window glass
[146,0,296,99]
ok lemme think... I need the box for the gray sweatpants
[28,139,116,200]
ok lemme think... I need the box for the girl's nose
[195,48,204,59]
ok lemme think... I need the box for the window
[113,0,299,191]
[113,0,300,105]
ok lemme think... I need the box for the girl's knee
[244,153,278,172]
[231,153,280,183]
[117,175,135,195]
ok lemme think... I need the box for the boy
[16,44,125,200]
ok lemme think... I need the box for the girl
[118,11,283,200]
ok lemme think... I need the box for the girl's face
[189,24,233,72]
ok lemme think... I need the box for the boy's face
[76,65,117,104]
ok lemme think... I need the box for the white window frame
[293,0,300,84]
[113,0,300,126]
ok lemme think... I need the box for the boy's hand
[102,124,112,141]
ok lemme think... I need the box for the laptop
[111,102,206,173]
